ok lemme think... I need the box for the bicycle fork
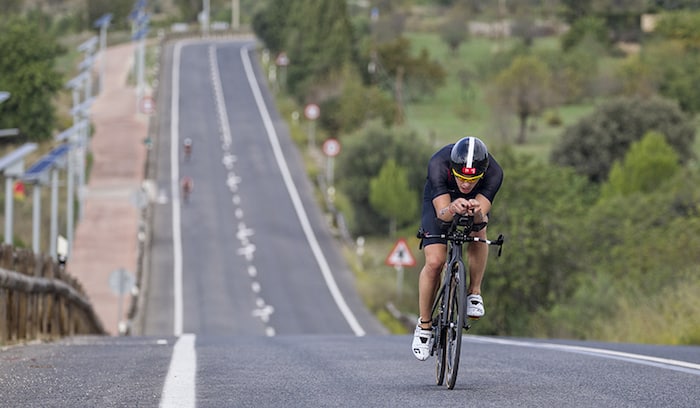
[430,260,459,356]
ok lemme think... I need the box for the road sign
[109,268,136,295]
[322,138,341,157]
[304,103,320,120]
[385,238,416,267]
[276,52,289,67]
[140,96,155,115]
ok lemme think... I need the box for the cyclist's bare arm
[433,194,453,222]
[433,193,490,224]
[472,194,490,224]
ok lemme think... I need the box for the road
[1,334,698,407]
[142,38,384,338]
[1,38,698,407]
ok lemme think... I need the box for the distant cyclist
[183,138,193,161]
[412,136,503,361]
[181,176,194,203]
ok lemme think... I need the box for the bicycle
[183,138,193,162]
[418,214,504,389]
[181,176,193,203]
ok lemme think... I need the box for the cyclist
[183,138,193,161]
[412,136,503,361]
[181,175,194,202]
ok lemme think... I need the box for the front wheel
[445,261,466,389]
[434,285,447,386]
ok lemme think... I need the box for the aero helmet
[450,137,489,180]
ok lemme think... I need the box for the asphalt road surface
[142,38,385,338]
[1,38,698,408]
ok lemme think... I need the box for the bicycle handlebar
[418,214,505,257]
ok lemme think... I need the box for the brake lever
[496,234,504,257]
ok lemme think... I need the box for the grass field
[401,32,602,162]
[340,31,700,335]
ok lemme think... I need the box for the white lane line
[467,336,700,375]
[160,334,197,408]
[208,45,232,148]
[171,41,186,337]
[240,44,366,337]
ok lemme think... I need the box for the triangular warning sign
[385,238,416,267]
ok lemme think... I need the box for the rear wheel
[445,261,466,389]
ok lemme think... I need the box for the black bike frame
[419,214,504,388]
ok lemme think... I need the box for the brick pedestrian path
[66,43,148,335]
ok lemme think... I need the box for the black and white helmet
[450,137,489,179]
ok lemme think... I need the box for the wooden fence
[0,244,105,344]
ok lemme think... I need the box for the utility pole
[232,0,240,31]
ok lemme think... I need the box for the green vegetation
[253,1,700,345]
[369,159,418,237]
[0,16,65,142]
[3,0,699,345]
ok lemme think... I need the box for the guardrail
[0,244,105,345]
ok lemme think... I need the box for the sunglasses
[452,168,484,183]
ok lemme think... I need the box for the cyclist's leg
[466,226,488,295]
[466,225,488,317]
[418,198,448,329]
[419,244,446,328]
[413,197,448,361]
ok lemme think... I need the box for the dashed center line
[209,43,276,337]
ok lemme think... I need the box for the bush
[551,96,696,182]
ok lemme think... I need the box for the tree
[86,0,133,30]
[0,17,64,142]
[369,159,417,236]
[0,0,21,14]
[319,67,395,135]
[478,148,596,335]
[283,0,355,101]
[439,9,469,55]
[560,16,610,52]
[251,0,294,54]
[175,0,202,22]
[539,45,600,104]
[600,131,680,199]
[638,36,700,114]
[489,55,552,144]
[614,54,657,99]
[372,36,446,102]
[336,121,432,235]
[252,0,355,102]
[654,10,700,50]
[552,96,695,182]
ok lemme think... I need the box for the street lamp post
[232,0,240,31]
[202,0,210,36]
[94,13,113,94]
[0,143,38,245]
[130,4,149,107]
[22,144,70,257]
[55,120,88,257]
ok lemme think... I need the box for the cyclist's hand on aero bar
[451,198,480,216]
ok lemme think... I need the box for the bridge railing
[0,244,105,344]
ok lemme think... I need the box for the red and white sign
[140,96,155,115]
[304,103,320,120]
[322,138,341,157]
[385,238,416,267]
[276,52,289,67]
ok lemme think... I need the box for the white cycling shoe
[466,294,485,319]
[411,320,433,361]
